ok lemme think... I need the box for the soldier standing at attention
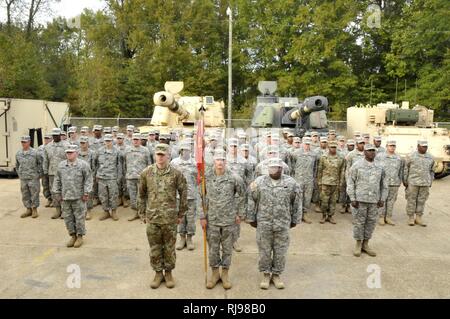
[53,145,93,248]
[16,136,43,218]
[403,140,435,227]
[95,134,122,221]
[38,134,52,207]
[317,141,345,224]
[124,133,151,221]
[200,149,245,290]
[138,144,187,289]
[374,136,385,153]
[376,140,403,226]
[78,136,95,220]
[115,133,129,208]
[43,128,70,219]
[347,144,388,257]
[171,143,198,251]
[247,158,302,290]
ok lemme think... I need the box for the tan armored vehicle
[139,81,225,134]
[347,101,450,178]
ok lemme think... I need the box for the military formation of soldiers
[15,125,436,290]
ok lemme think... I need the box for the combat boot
[327,216,337,224]
[31,207,39,218]
[408,216,415,226]
[260,273,271,290]
[111,209,119,221]
[45,199,52,207]
[176,235,186,250]
[150,271,164,289]
[116,196,123,207]
[385,217,396,226]
[128,211,140,221]
[99,210,110,221]
[353,240,362,257]
[415,215,427,227]
[319,214,327,224]
[221,268,232,289]
[233,241,242,252]
[186,235,194,250]
[73,235,83,248]
[92,198,99,206]
[314,204,322,213]
[362,240,376,257]
[164,270,175,288]
[271,274,285,289]
[66,235,77,248]
[123,197,129,208]
[302,213,312,224]
[51,207,61,219]
[85,209,92,220]
[21,208,32,218]
[378,217,385,226]
[206,268,221,289]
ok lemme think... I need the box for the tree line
[0,0,449,120]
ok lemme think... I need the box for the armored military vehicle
[250,81,329,136]
[347,101,450,178]
[139,81,225,134]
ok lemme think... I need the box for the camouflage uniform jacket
[317,153,345,186]
[123,145,151,179]
[375,152,404,186]
[347,159,388,204]
[290,149,318,183]
[79,149,96,171]
[53,159,93,200]
[95,146,122,180]
[15,148,42,179]
[43,140,70,175]
[403,151,435,186]
[170,157,198,200]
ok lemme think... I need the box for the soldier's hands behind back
[377,200,384,208]
[290,223,297,228]
[351,201,359,208]
[249,221,257,228]
[82,194,89,202]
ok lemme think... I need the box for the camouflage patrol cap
[126,125,135,131]
[61,131,67,136]
[267,145,280,154]
[103,127,112,133]
[237,132,247,139]
[328,129,336,135]
[148,130,156,135]
[79,136,89,143]
[265,131,272,137]
[117,133,125,139]
[68,126,77,133]
[240,144,250,150]
[112,126,119,132]
[293,137,301,143]
[374,136,382,141]
[80,126,89,133]
[302,137,311,144]
[93,125,102,131]
[418,140,428,146]
[51,128,62,135]
[159,133,171,140]
[311,131,319,137]
[179,143,191,151]
[362,133,370,138]
[228,138,238,146]
[346,139,355,145]
[328,141,338,148]
[132,133,141,140]
[104,134,113,141]
[356,137,365,144]
[338,135,345,141]
[304,132,311,137]
[65,144,79,153]
[213,149,227,160]
[386,140,396,146]
[364,144,376,151]
[287,132,295,137]
[21,135,31,142]
[155,143,169,155]
[134,128,140,133]
[268,158,283,167]
[320,136,328,143]
[140,134,148,140]
[44,133,52,139]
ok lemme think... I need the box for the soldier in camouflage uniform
[43,128,70,219]
[290,137,317,224]
[317,141,345,224]
[375,140,404,226]
[200,149,245,290]
[68,126,79,146]
[95,134,122,221]
[89,125,104,206]
[78,136,95,220]
[124,133,152,221]
[16,136,43,218]
[310,131,320,150]
[403,140,435,227]
[138,144,188,289]
[347,144,388,257]
[254,146,290,177]
[248,158,302,290]
[38,134,52,207]
[53,145,93,248]
[171,143,198,251]
[338,139,355,213]
[373,136,385,154]
[125,125,135,146]
[115,133,129,207]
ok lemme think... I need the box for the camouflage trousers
[41,174,51,200]
[49,175,61,208]
[92,179,99,201]
[311,180,320,203]
[126,179,139,210]
[98,179,119,211]
[146,223,177,272]
[406,185,430,216]
[352,202,378,240]
[178,199,196,235]
[379,186,399,218]
[118,176,129,199]
[207,224,234,269]
[256,226,289,275]
[20,178,40,208]
[320,185,339,216]
[338,180,347,203]
[232,223,241,244]
[62,199,87,236]
[302,181,314,213]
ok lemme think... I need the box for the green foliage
[0,0,448,120]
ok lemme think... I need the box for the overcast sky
[0,0,105,24]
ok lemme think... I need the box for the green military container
[385,109,419,124]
